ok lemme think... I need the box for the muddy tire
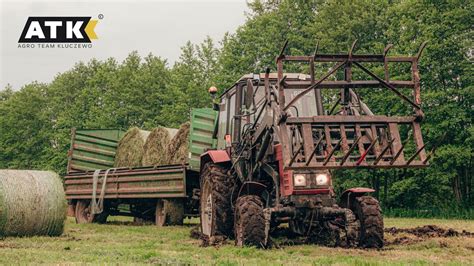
[156,199,184,226]
[75,200,108,224]
[352,196,384,248]
[339,209,360,247]
[234,195,266,247]
[200,162,236,237]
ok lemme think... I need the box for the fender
[340,187,375,208]
[231,181,267,204]
[200,150,231,172]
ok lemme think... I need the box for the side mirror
[244,80,254,109]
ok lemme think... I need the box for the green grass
[384,208,474,220]
[0,217,473,265]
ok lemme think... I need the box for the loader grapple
[284,115,427,169]
[275,40,429,170]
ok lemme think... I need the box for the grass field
[0,217,473,265]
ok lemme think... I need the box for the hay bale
[166,128,179,138]
[142,127,172,166]
[0,170,66,237]
[114,127,150,167]
[166,122,190,164]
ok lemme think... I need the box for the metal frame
[273,40,428,170]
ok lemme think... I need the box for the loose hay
[0,170,66,237]
[114,127,150,167]
[142,127,171,166]
[166,122,190,164]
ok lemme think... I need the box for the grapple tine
[406,143,427,165]
[323,138,343,166]
[356,137,378,166]
[306,135,324,166]
[340,135,361,166]
[373,138,395,165]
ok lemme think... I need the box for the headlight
[316,173,329,186]
[293,174,307,186]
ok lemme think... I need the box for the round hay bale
[142,127,172,166]
[166,127,179,138]
[166,122,190,164]
[0,170,66,237]
[114,127,150,167]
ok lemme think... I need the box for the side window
[216,97,227,149]
[240,84,265,133]
[228,92,236,139]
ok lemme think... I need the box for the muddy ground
[1,217,473,264]
[192,224,474,248]
[384,224,473,246]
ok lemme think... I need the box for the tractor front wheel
[234,195,266,247]
[200,162,235,237]
[351,196,384,248]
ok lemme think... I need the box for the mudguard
[340,187,375,208]
[231,181,267,204]
[200,150,231,171]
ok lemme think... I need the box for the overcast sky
[0,0,248,90]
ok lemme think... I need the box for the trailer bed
[64,165,190,200]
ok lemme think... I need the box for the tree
[159,37,220,127]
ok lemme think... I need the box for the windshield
[284,89,319,117]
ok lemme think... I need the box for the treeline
[1,0,472,215]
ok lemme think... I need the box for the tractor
[198,40,429,248]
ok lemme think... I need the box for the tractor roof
[237,72,311,81]
[220,73,311,97]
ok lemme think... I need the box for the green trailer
[64,108,217,225]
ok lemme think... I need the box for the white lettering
[44,21,62,38]
[66,21,83,39]
[25,21,45,39]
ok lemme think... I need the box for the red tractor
[199,41,429,248]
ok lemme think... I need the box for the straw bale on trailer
[166,122,190,164]
[114,127,150,167]
[142,127,172,166]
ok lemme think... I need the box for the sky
[0,0,248,90]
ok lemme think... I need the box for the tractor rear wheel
[155,199,184,226]
[351,196,384,248]
[200,162,236,237]
[234,195,266,247]
[75,200,108,224]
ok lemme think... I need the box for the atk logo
[19,17,98,44]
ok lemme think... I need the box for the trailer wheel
[155,199,184,226]
[234,195,266,247]
[200,162,235,237]
[351,196,384,248]
[67,202,76,217]
[75,200,108,224]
